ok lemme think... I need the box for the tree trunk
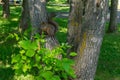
[67,0,83,53]
[28,0,48,35]
[2,0,10,18]
[107,0,118,33]
[19,0,29,32]
[67,0,108,80]
[28,0,59,50]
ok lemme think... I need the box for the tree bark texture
[67,0,83,53]
[67,0,108,80]
[28,0,48,34]
[107,0,118,33]
[28,0,59,50]
[19,0,29,32]
[2,0,10,18]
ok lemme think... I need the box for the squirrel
[40,12,58,37]
[96,0,100,7]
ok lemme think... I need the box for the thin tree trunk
[19,0,29,32]
[107,0,118,33]
[67,0,108,80]
[2,0,10,18]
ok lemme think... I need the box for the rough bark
[107,0,118,33]
[67,0,83,53]
[2,0,10,18]
[19,0,29,32]
[28,0,48,35]
[67,0,108,80]
[28,0,59,50]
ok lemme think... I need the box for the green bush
[11,33,76,80]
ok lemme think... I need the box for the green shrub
[11,33,76,80]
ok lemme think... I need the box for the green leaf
[34,33,41,39]
[62,73,68,79]
[19,40,31,49]
[69,52,77,57]
[44,66,52,71]
[35,54,41,62]
[7,33,14,39]
[62,58,74,73]
[26,50,35,57]
[13,63,20,70]
[36,76,43,80]
[61,58,76,78]
[33,64,42,69]
[19,40,38,50]
[41,71,53,80]
[22,55,27,60]
[14,33,19,40]
[40,39,45,43]
[63,63,70,73]
[20,50,25,55]
[12,54,21,64]
[31,41,38,50]
[51,75,61,80]
[23,64,30,73]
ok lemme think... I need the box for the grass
[95,33,120,80]
[0,4,120,80]
[47,5,69,12]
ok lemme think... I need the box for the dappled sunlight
[47,6,69,12]
[0,18,10,34]
[0,6,21,35]
[11,18,18,21]
[10,6,21,10]
[60,27,67,33]
[0,6,21,72]
[54,18,68,43]
[10,6,21,17]
[0,18,18,34]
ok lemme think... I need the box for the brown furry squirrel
[40,12,58,36]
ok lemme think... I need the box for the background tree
[107,0,118,33]
[19,0,29,32]
[67,0,108,79]
[2,0,10,18]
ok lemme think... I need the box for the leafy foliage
[11,34,76,80]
